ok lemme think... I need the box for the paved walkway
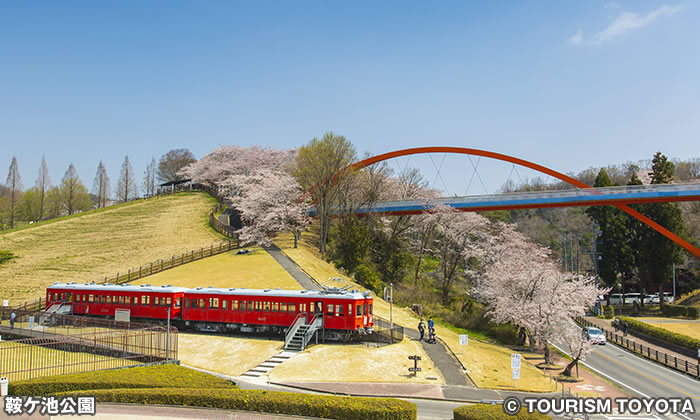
[403,327,474,387]
[262,244,320,291]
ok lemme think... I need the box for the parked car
[582,326,607,345]
[624,293,643,305]
[607,294,624,305]
[650,293,673,304]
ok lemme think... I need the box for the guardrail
[577,317,699,379]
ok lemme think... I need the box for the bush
[600,306,615,319]
[618,316,700,350]
[660,304,699,319]
[489,324,519,345]
[454,403,549,419]
[353,263,384,295]
[58,387,417,420]
[10,364,235,396]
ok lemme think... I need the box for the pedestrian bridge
[341,182,700,216]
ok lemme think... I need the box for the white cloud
[604,2,621,9]
[568,30,584,45]
[593,4,680,44]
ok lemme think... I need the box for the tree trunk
[293,231,299,248]
[543,340,552,365]
[518,327,527,346]
[563,358,578,377]
[528,333,536,352]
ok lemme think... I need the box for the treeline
[0,149,195,230]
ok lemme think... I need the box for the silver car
[582,326,607,345]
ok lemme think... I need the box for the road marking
[551,342,650,398]
[592,349,700,401]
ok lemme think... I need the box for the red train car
[46,283,374,341]
[182,287,373,340]
[46,282,187,319]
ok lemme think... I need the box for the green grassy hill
[0,192,221,304]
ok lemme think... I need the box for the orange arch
[351,147,700,260]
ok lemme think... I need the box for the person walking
[623,321,629,337]
[10,311,16,329]
[427,317,435,343]
[418,320,425,341]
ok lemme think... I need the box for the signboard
[28,316,35,329]
[408,367,422,372]
[115,309,131,323]
[512,368,520,380]
[408,355,422,360]
[459,335,469,346]
[2,300,8,307]
[383,287,392,303]
[511,353,521,369]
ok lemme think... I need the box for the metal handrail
[284,313,308,349]
[302,314,324,349]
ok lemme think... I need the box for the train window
[338,305,343,316]
[289,303,296,313]
[231,300,238,311]
[247,301,254,311]
[133,296,138,305]
[88,295,94,303]
[117,296,123,304]
[271,302,278,312]
[210,298,219,309]
[191,299,198,309]
[279,303,287,312]
[185,299,190,308]
[299,303,305,312]
[221,300,227,310]
[363,303,367,316]
[356,305,361,316]
[348,304,352,316]
[310,302,315,313]
[369,303,372,315]
[141,295,150,306]
[326,304,334,315]
[199,299,205,309]
[105,296,111,304]
[166,297,172,306]
[255,301,262,312]
[175,298,181,308]
[66,293,73,302]
[125,296,130,305]
[263,301,270,312]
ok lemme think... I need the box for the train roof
[48,282,189,294]
[47,283,371,300]
[184,287,370,300]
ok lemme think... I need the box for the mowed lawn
[273,231,556,392]
[636,317,700,340]
[131,248,302,290]
[0,193,220,304]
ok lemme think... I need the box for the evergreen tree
[5,156,23,228]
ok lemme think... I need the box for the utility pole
[673,264,676,304]
[562,232,568,272]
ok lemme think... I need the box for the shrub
[600,306,615,319]
[353,263,384,295]
[489,324,519,345]
[10,364,235,396]
[686,306,699,319]
[660,304,688,317]
[454,403,549,419]
[58,387,417,420]
[618,316,700,350]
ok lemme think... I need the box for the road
[552,337,700,420]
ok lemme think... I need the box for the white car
[582,326,607,345]
[650,293,673,304]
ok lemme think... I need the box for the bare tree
[36,155,50,220]
[116,155,138,202]
[61,163,92,215]
[157,149,196,183]
[93,161,111,208]
[6,156,23,228]
[143,157,156,197]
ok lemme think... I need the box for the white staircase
[39,303,72,327]
[241,350,299,378]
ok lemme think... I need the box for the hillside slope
[0,192,220,303]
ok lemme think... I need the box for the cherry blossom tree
[180,145,295,196]
[562,321,594,377]
[475,223,607,364]
[231,169,310,248]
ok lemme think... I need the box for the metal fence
[0,326,177,382]
[0,311,151,339]
[363,315,404,346]
[577,317,699,379]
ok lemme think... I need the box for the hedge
[9,364,235,396]
[57,387,417,420]
[454,404,549,420]
[617,316,700,351]
[660,304,699,319]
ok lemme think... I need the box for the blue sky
[2,1,699,196]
